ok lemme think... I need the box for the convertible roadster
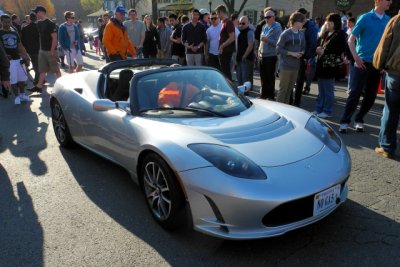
[51,59,351,239]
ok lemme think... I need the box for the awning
[158,3,193,12]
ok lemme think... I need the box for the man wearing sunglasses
[236,16,255,88]
[205,12,221,69]
[258,10,282,100]
[58,11,83,73]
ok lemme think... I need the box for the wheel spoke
[151,194,159,208]
[143,173,156,190]
[158,197,169,218]
[160,193,171,205]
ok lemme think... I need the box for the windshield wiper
[140,107,227,117]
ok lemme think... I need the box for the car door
[78,74,141,169]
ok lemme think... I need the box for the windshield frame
[130,67,250,118]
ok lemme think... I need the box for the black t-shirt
[0,30,21,59]
[37,19,57,51]
[171,24,185,57]
[21,23,40,54]
[182,22,207,54]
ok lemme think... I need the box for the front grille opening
[262,180,348,227]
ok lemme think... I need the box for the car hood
[154,102,324,167]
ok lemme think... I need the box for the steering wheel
[187,88,211,105]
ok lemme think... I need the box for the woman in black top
[142,15,159,58]
[313,13,346,118]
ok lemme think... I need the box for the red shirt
[219,18,235,53]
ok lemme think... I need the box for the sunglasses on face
[211,17,218,20]
[239,22,246,25]
[68,17,75,19]
[264,16,273,19]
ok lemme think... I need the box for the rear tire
[51,99,75,148]
[140,153,187,230]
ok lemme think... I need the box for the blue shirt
[351,9,390,62]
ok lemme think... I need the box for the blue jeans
[340,62,380,124]
[236,59,252,86]
[379,72,400,154]
[315,78,335,115]
[347,61,355,93]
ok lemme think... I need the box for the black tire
[51,99,75,148]
[140,153,187,230]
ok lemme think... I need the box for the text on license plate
[313,184,341,216]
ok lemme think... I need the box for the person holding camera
[0,14,31,104]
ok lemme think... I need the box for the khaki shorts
[39,50,60,73]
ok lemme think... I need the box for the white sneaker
[354,122,364,132]
[338,123,348,134]
[15,96,21,105]
[19,94,32,102]
[317,112,332,119]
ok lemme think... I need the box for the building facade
[123,0,315,24]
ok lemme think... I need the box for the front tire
[140,153,187,230]
[51,99,75,148]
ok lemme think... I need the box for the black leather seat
[111,69,133,101]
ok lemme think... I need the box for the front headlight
[188,144,267,180]
[305,116,341,153]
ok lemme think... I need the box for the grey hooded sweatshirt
[276,28,305,70]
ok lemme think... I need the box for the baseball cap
[199,8,210,15]
[115,5,126,14]
[32,5,47,13]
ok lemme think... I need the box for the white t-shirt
[206,23,222,55]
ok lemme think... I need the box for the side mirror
[93,99,130,112]
[237,81,252,95]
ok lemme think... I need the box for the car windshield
[136,69,249,117]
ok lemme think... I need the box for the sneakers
[27,86,42,93]
[375,147,393,159]
[354,122,364,132]
[19,94,32,102]
[317,112,332,119]
[15,96,21,105]
[338,123,348,134]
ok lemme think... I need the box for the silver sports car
[51,59,351,240]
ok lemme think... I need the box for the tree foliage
[81,0,102,14]
[0,0,55,18]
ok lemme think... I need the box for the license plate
[313,184,341,216]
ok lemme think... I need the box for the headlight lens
[305,116,341,153]
[188,144,267,179]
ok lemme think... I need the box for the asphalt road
[1,51,399,266]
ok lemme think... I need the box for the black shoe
[1,87,9,98]
[27,86,42,93]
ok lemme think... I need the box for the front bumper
[180,145,351,240]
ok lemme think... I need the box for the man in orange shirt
[158,81,199,108]
[103,5,136,62]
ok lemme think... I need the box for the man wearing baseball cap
[28,5,61,93]
[103,5,136,62]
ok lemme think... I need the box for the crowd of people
[0,0,399,159]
